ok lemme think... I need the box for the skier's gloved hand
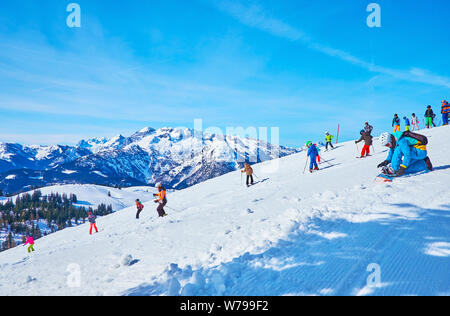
[395,166,406,177]
[377,160,389,168]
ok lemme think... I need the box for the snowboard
[375,173,393,183]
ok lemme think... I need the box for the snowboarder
[403,116,411,131]
[23,235,35,253]
[306,141,320,173]
[136,199,144,219]
[441,100,450,126]
[88,211,98,235]
[241,163,254,187]
[425,105,436,128]
[392,114,401,132]
[355,130,373,158]
[411,114,420,131]
[364,122,374,135]
[153,183,167,217]
[325,132,334,150]
[377,131,433,177]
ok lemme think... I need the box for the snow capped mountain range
[0,127,299,194]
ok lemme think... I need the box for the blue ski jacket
[386,131,428,173]
[403,118,410,126]
[307,144,319,158]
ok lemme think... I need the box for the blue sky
[0,0,449,147]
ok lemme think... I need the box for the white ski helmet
[380,132,393,147]
[155,183,162,189]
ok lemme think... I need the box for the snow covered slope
[0,126,449,296]
[1,184,157,211]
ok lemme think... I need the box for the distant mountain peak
[0,126,299,194]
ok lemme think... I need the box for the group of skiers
[135,183,168,220]
[390,102,449,132]
[371,101,450,178]
[305,101,444,178]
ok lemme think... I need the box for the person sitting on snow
[306,141,320,173]
[377,131,433,177]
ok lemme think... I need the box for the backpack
[402,131,428,145]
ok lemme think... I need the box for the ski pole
[303,157,309,174]
[165,205,181,212]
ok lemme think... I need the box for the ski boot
[381,165,395,176]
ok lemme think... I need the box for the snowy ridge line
[0,126,299,194]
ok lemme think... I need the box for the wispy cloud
[215,0,450,89]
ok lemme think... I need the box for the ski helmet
[155,183,162,189]
[306,141,312,147]
[380,132,393,147]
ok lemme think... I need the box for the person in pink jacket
[24,235,35,253]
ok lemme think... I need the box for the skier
[425,105,436,128]
[377,131,433,177]
[403,116,411,131]
[411,114,420,131]
[135,199,144,219]
[441,100,450,126]
[392,114,401,132]
[23,235,35,253]
[355,130,373,158]
[325,132,334,150]
[306,141,320,173]
[364,122,374,135]
[153,183,167,217]
[241,163,254,187]
[88,211,98,235]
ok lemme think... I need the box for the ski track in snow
[0,127,449,296]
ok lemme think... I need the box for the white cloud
[215,0,450,89]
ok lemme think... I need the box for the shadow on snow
[123,206,450,296]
